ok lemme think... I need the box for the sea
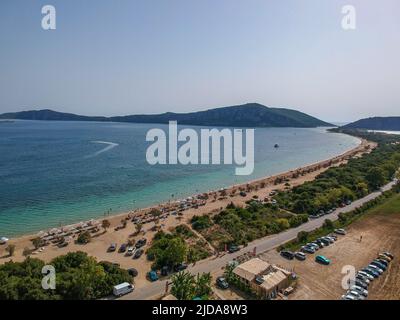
[0,120,360,237]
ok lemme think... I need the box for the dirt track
[259,206,400,300]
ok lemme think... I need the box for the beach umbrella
[0,237,9,244]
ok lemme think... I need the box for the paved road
[120,180,397,300]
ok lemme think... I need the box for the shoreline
[0,128,360,239]
[0,136,375,290]
[2,136,368,244]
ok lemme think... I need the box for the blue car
[315,255,331,265]
[147,271,159,282]
[371,261,386,271]
[362,268,379,278]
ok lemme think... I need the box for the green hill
[0,103,332,128]
[342,117,400,131]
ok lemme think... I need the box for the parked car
[174,263,188,272]
[127,268,138,277]
[239,191,247,197]
[108,243,117,252]
[216,276,229,289]
[118,243,127,253]
[335,229,346,236]
[374,259,388,268]
[113,282,134,297]
[301,246,315,254]
[307,243,319,250]
[161,266,170,276]
[347,290,364,300]
[280,250,295,260]
[126,246,135,256]
[370,261,387,271]
[361,268,379,278]
[383,252,394,260]
[358,271,374,281]
[147,271,159,282]
[135,238,147,248]
[354,279,368,290]
[133,249,144,259]
[324,236,335,243]
[378,253,392,262]
[0,237,9,245]
[315,255,331,265]
[350,285,368,297]
[319,238,330,246]
[295,252,306,261]
[228,245,240,253]
[355,274,370,285]
[341,294,356,300]
[368,264,383,274]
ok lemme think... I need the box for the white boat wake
[85,141,119,158]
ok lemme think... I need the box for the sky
[0,0,399,122]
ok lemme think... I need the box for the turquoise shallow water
[0,120,360,237]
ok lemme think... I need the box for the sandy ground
[0,139,375,290]
[256,207,400,300]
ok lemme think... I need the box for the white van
[113,282,134,297]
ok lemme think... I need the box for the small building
[233,258,291,299]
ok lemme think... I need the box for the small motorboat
[274,144,280,148]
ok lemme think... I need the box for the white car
[0,237,9,245]
[368,264,383,274]
[126,246,135,256]
[347,290,364,300]
[350,285,368,297]
[358,271,374,281]
[113,282,134,297]
[334,228,346,235]
[341,294,356,300]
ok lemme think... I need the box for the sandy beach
[0,138,375,289]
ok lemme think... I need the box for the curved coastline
[4,133,367,244]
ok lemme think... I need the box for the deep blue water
[0,120,360,237]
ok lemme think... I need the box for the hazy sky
[0,0,399,122]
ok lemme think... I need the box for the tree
[77,231,91,244]
[31,237,43,249]
[5,244,15,257]
[195,272,212,298]
[171,271,195,300]
[297,231,309,243]
[323,219,334,230]
[135,223,143,235]
[22,247,32,257]
[162,238,187,268]
[356,182,369,197]
[366,167,386,190]
[150,208,162,219]
[101,219,111,232]
[0,252,131,300]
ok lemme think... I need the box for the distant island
[342,117,400,131]
[0,103,332,128]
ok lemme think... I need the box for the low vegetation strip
[146,225,212,270]
[278,182,400,253]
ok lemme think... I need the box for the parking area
[258,209,400,300]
